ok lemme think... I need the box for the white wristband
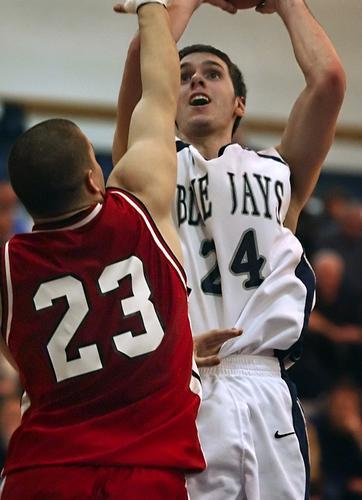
[123,0,172,14]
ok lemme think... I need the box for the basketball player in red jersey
[0,1,205,498]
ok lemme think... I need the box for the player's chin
[189,103,210,113]
[185,116,212,134]
[178,111,212,134]
[188,110,212,124]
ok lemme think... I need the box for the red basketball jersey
[0,188,205,474]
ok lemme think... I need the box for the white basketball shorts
[187,355,309,500]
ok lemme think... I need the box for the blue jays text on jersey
[173,140,316,364]
[176,162,285,226]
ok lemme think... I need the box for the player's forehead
[180,52,228,72]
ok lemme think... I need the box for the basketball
[232,0,262,9]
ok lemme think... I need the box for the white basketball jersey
[173,141,316,363]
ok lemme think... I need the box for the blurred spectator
[313,382,362,500]
[296,196,325,258]
[310,249,361,343]
[289,187,362,499]
[314,201,362,299]
[290,250,362,399]
[318,188,351,241]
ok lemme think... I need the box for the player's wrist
[124,0,172,13]
[274,0,308,19]
[168,1,197,19]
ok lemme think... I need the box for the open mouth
[189,95,210,106]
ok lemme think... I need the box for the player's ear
[234,96,245,119]
[86,168,102,194]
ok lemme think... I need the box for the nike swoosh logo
[274,431,295,439]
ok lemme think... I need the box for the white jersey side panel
[173,142,315,361]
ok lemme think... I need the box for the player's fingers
[195,355,221,368]
[207,327,241,337]
[199,329,241,355]
[194,328,241,357]
[206,328,242,347]
[113,3,128,13]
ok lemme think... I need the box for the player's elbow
[313,61,346,105]
[325,62,346,98]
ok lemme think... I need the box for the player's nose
[190,72,206,88]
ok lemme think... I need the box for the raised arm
[112,0,237,164]
[257,0,346,232]
[107,1,182,257]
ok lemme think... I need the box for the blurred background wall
[0,0,361,172]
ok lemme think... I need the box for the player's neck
[180,131,232,160]
[32,191,105,225]
[33,204,97,225]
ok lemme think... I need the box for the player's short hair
[179,44,247,134]
[8,118,91,217]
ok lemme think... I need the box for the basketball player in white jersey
[113,0,346,498]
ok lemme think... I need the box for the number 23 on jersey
[34,256,164,382]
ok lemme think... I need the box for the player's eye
[181,72,192,83]
[207,70,221,80]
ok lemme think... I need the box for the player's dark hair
[179,44,247,134]
[8,118,91,217]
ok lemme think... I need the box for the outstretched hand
[194,328,242,367]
